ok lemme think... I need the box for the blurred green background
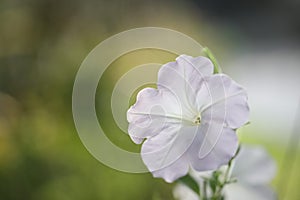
[0,0,300,199]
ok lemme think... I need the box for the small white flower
[173,145,277,200]
[127,55,249,182]
[223,146,277,200]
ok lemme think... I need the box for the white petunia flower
[223,145,277,200]
[173,145,277,200]
[127,55,249,182]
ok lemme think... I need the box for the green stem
[203,180,208,200]
[212,145,241,199]
[213,160,232,198]
[202,47,222,74]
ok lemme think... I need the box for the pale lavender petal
[231,145,277,185]
[152,155,189,183]
[189,123,238,171]
[224,184,277,200]
[141,126,198,182]
[157,55,214,120]
[200,74,249,129]
[127,87,182,144]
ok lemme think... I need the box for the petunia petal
[152,155,189,183]
[157,55,214,120]
[224,184,277,200]
[231,145,277,185]
[127,87,183,144]
[200,74,249,129]
[141,125,199,182]
[189,123,238,171]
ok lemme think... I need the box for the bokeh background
[0,0,300,199]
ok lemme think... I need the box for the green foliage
[178,174,200,195]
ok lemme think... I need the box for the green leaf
[178,174,200,195]
[209,178,217,193]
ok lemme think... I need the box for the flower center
[194,115,201,125]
